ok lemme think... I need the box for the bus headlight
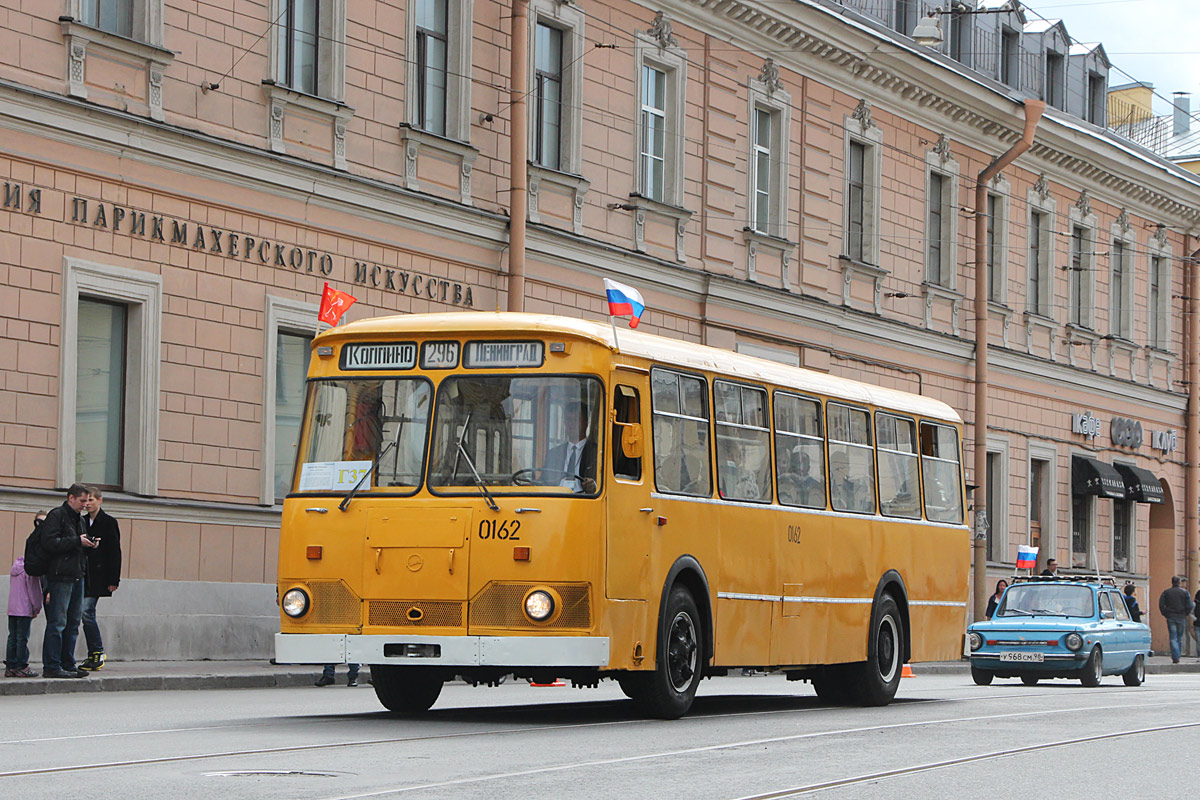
[968,632,983,651]
[282,588,310,618]
[524,590,555,621]
[1065,632,1083,651]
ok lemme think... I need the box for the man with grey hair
[1158,575,1194,664]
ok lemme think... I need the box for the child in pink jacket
[7,515,46,677]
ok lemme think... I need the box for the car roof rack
[1010,574,1118,586]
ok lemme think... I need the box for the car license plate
[999,651,1044,663]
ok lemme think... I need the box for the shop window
[263,296,319,504]
[75,299,127,488]
[1112,498,1133,573]
[1072,493,1095,569]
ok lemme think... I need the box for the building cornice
[664,0,1200,226]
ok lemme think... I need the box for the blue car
[967,577,1151,687]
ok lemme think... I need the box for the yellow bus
[275,312,969,718]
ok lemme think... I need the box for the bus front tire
[630,585,703,719]
[812,665,854,705]
[371,665,444,712]
[850,594,904,706]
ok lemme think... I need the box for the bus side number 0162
[478,519,521,540]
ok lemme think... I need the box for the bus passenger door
[606,380,652,600]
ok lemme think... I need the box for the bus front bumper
[275,633,611,667]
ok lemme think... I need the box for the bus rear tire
[371,665,444,712]
[631,585,703,719]
[850,594,903,706]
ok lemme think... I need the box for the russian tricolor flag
[1016,545,1038,569]
[604,279,646,329]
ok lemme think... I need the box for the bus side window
[828,403,876,514]
[613,384,642,480]
[920,421,964,523]
[714,381,771,503]
[876,413,920,519]
[651,369,712,496]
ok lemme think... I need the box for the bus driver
[545,400,598,492]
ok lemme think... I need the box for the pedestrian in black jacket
[81,487,121,671]
[40,483,98,678]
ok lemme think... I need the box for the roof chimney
[1174,92,1191,137]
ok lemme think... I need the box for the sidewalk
[3,656,1197,696]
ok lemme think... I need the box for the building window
[949,12,969,64]
[926,170,952,286]
[263,296,320,505]
[80,0,133,37]
[1088,72,1106,125]
[635,31,686,207]
[274,331,313,501]
[986,451,1004,561]
[1112,498,1133,573]
[746,77,791,241]
[1000,28,1019,88]
[1028,209,1050,315]
[277,0,320,95]
[1149,254,1166,348]
[1110,237,1132,338]
[1046,51,1064,109]
[1029,457,1048,557]
[415,0,449,135]
[1072,494,1094,569]
[533,22,562,170]
[58,259,162,495]
[847,141,867,260]
[986,191,1008,303]
[406,0,471,140]
[894,0,913,36]
[1070,224,1099,326]
[639,65,667,202]
[75,299,127,487]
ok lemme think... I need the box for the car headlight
[1065,632,1083,651]
[524,590,555,621]
[969,632,983,651]
[282,588,310,618]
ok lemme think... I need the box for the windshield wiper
[1001,608,1034,617]
[339,416,406,512]
[452,414,498,511]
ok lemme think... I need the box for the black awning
[1115,463,1165,504]
[1072,456,1126,499]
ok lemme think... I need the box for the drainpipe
[507,0,529,312]
[1186,240,1200,596]
[972,99,1046,622]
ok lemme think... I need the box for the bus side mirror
[620,422,643,459]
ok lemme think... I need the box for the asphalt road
[5,672,1198,799]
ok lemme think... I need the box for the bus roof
[320,312,962,423]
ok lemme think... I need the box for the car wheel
[849,594,904,706]
[971,665,994,686]
[629,585,703,719]
[371,665,445,712]
[1020,675,1039,686]
[1122,653,1145,687]
[1080,647,1103,687]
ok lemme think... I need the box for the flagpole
[609,315,621,354]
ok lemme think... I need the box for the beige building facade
[1,0,1198,658]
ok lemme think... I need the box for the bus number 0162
[478,519,521,540]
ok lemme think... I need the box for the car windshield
[293,378,432,494]
[428,375,603,495]
[997,584,1095,618]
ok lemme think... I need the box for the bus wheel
[371,665,444,712]
[812,665,854,705]
[638,585,703,719]
[851,594,903,706]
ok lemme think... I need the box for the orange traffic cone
[901,664,914,678]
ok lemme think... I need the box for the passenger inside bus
[778,447,825,507]
[830,449,872,513]
[543,399,598,492]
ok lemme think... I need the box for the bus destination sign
[340,342,418,370]
[464,341,544,369]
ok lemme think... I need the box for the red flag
[318,282,357,326]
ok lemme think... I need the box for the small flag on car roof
[1016,545,1038,570]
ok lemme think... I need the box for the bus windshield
[295,378,432,494]
[428,375,603,495]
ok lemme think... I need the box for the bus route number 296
[478,519,521,540]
